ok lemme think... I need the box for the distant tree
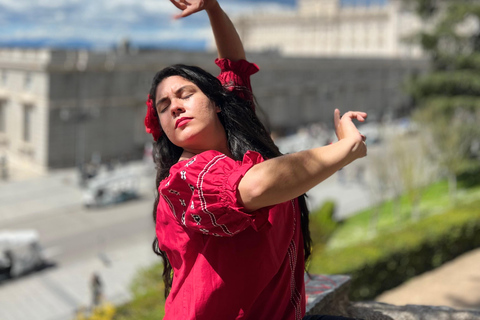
[368,133,401,233]
[391,133,436,221]
[367,150,392,234]
[367,125,437,228]
[406,0,480,202]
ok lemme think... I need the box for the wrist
[340,137,366,163]
[206,1,222,15]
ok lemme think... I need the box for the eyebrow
[156,85,196,108]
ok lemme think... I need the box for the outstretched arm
[170,0,246,61]
[238,110,368,211]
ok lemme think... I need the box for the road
[0,143,380,320]
[0,164,159,320]
[15,199,155,266]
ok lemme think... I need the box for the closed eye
[158,102,170,113]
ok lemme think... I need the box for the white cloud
[0,0,294,48]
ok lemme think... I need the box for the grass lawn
[326,179,480,250]
[110,173,480,319]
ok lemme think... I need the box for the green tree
[407,0,480,202]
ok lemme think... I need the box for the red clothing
[215,58,259,105]
[155,59,305,320]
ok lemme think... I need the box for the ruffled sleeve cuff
[159,150,270,237]
[215,58,260,77]
[220,151,271,232]
[215,58,260,107]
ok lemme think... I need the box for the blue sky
[0,0,387,50]
[0,0,296,49]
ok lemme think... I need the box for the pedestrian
[145,1,367,319]
[90,272,103,309]
[0,154,8,180]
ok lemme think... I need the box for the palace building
[234,0,426,58]
[0,46,426,173]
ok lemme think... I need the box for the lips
[175,117,193,129]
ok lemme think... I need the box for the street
[0,142,380,320]
[0,165,159,320]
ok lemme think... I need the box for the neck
[180,143,232,162]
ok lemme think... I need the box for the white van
[83,172,139,208]
[0,230,46,278]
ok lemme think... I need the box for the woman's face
[155,76,227,154]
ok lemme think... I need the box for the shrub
[309,200,339,249]
[74,303,116,320]
[113,262,165,320]
[309,200,480,300]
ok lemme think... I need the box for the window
[1,70,6,86]
[24,72,33,90]
[23,104,33,142]
[0,101,5,133]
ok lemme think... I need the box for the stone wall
[0,47,428,169]
[305,274,480,320]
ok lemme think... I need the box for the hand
[334,109,367,159]
[170,0,219,19]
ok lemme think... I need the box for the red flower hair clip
[144,94,162,141]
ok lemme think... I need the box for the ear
[215,105,221,113]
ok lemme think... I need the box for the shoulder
[160,150,231,190]
[170,150,230,174]
[161,150,266,190]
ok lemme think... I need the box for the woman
[145,1,367,319]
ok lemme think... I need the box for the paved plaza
[0,154,374,320]
[1,139,479,320]
[0,241,157,320]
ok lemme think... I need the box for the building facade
[0,48,215,173]
[234,0,426,58]
[0,47,427,172]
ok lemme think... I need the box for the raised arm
[238,110,368,212]
[170,0,246,61]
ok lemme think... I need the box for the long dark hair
[148,64,312,298]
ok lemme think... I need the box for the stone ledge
[305,274,351,315]
[305,275,480,320]
[350,302,480,320]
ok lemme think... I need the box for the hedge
[309,200,338,248]
[309,199,480,300]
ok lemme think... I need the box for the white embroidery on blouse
[197,154,234,236]
[188,184,195,192]
[191,201,195,209]
[191,214,202,225]
[168,189,180,196]
[287,199,302,320]
[161,193,177,219]
[179,199,186,207]
[180,170,186,180]
[186,158,196,167]
[181,211,186,225]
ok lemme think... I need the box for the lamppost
[60,105,98,187]
[59,50,99,187]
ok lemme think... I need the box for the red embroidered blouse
[156,59,305,320]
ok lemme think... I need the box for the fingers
[342,111,367,122]
[334,108,341,129]
[334,109,368,142]
[174,9,194,19]
[171,0,199,19]
[170,0,186,10]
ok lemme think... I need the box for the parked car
[83,172,139,208]
[0,230,46,278]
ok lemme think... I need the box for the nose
[170,100,185,117]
